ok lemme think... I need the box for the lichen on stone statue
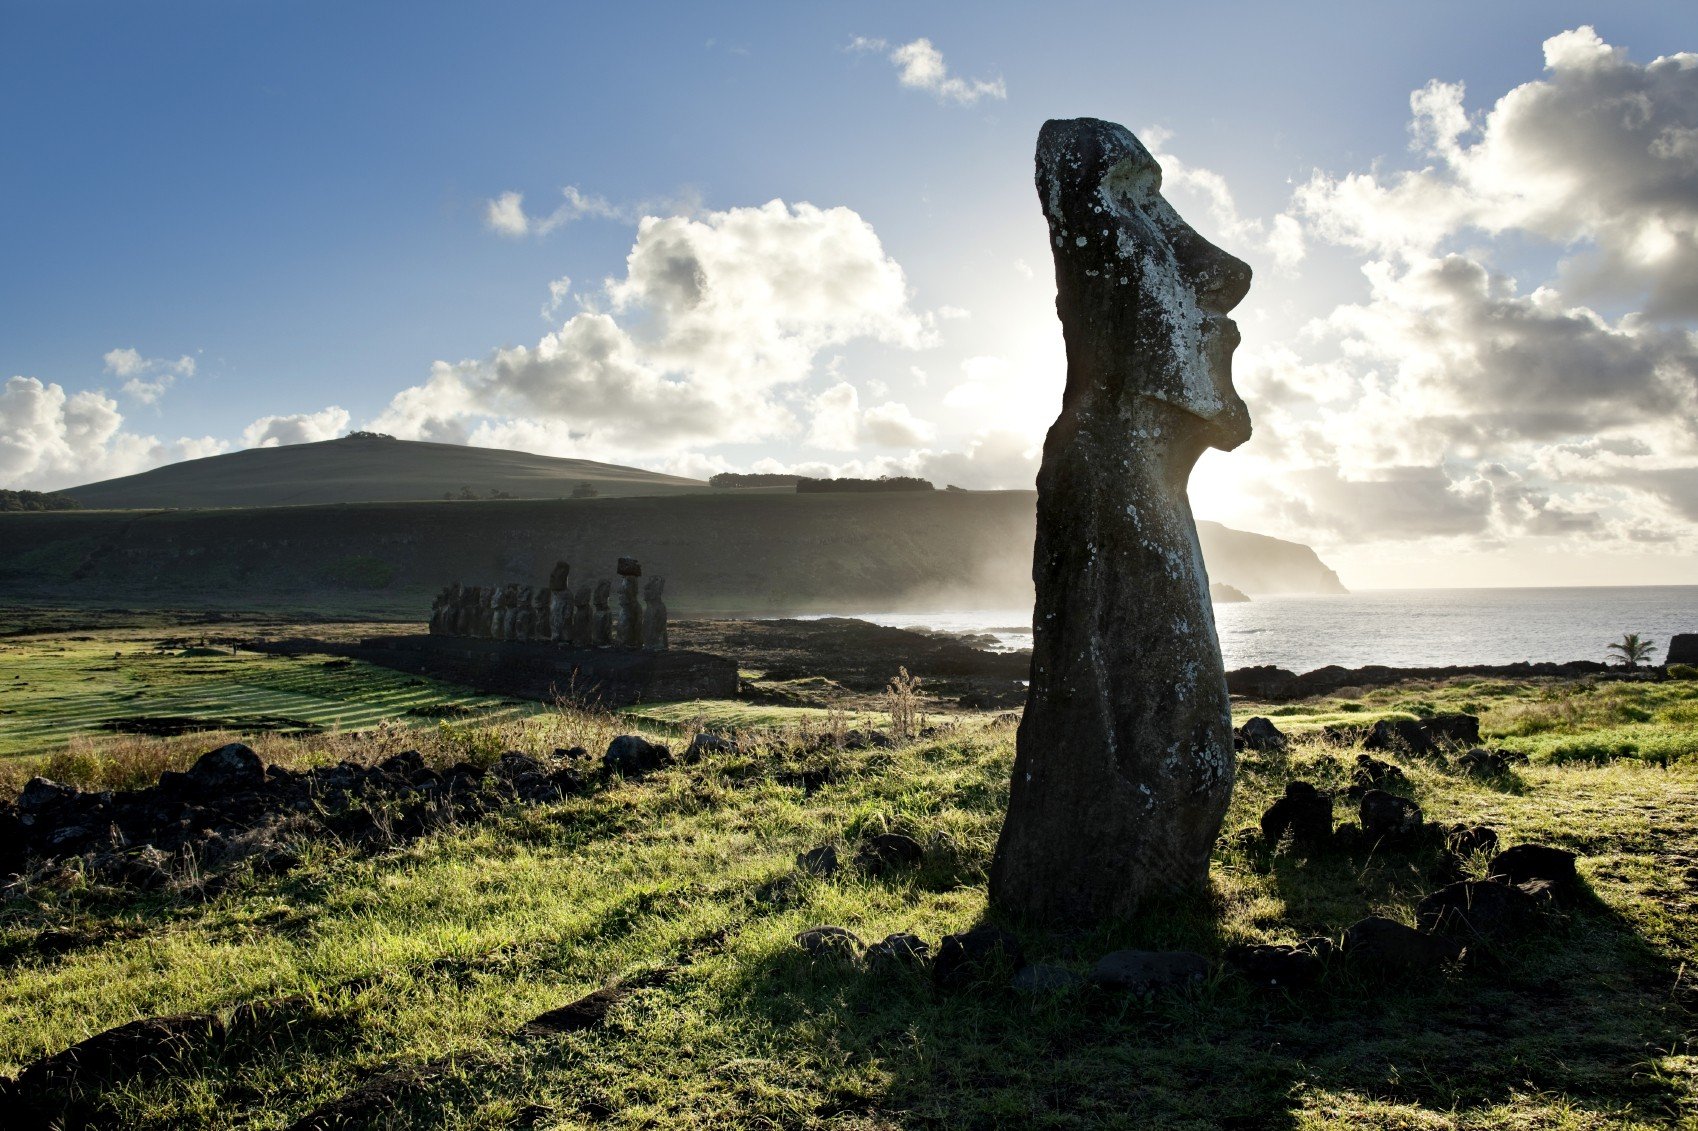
[591,580,613,647]
[989,118,1253,925]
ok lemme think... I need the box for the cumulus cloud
[1296,26,1698,316]
[377,198,936,455]
[484,185,700,240]
[103,347,196,404]
[0,375,222,490]
[1217,26,1698,556]
[807,381,936,449]
[1143,128,1306,268]
[240,406,352,449]
[850,36,1005,106]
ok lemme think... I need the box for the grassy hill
[0,492,1343,618]
[60,435,711,509]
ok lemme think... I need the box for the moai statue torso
[547,561,572,642]
[570,583,593,647]
[616,558,643,648]
[478,588,497,638]
[532,588,552,643]
[591,580,613,646]
[514,586,536,641]
[452,587,474,636]
[641,576,668,651]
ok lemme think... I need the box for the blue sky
[3,2,1695,587]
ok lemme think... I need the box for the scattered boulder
[794,845,839,877]
[1011,964,1085,993]
[1446,824,1499,858]
[602,735,671,777]
[1359,789,1424,845]
[683,733,734,763]
[1488,844,1578,891]
[1341,916,1463,973]
[933,926,1024,990]
[1260,781,1333,846]
[186,743,267,793]
[1237,717,1289,753]
[794,926,864,962]
[1454,748,1512,777]
[284,1060,451,1131]
[866,932,931,966]
[1089,950,1210,994]
[517,970,672,1038]
[1346,754,1409,799]
[1224,942,1325,990]
[855,832,924,876]
[1365,714,1480,756]
[1417,879,1541,944]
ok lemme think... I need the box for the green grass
[2,647,1697,1126]
[0,633,537,759]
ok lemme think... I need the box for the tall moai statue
[502,583,524,641]
[989,119,1253,925]
[514,586,536,641]
[547,560,572,643]
[570,583,593,647]
[531,587,551,643]
[591,579,613,646]
[478,587,497,639]
[454,587,475,637]
[641,576,668,651]
[615,558,643,647]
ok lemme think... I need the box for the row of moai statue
[427,558,667,650]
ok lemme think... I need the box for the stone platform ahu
[370,557,731,706]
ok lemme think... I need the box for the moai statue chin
[641,577,668,651]
[615,558,643,648]
[989,118,1253,926]
[591,580,613,647]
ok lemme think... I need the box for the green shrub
[1670,664,1698,681]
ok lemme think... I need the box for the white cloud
[1297,26,1698,316]
[484,185,699,240]
[379,198,936,454]
[240,406,351,449]
[103,347,196,404]
[1142,127,1306,268]
[0,375,222,490]
[850,36,1005,106]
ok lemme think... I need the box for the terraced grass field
[0,632,542,759]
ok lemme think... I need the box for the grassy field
[2,635,1696,1128]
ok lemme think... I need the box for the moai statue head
[548,560,571,591]
[1035,117,1251,456]
[533,587,551,612]
[643,576,664,603]
[573,582,592,609]
[593,579,611,608]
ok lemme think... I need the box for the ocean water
[797,586,1698,672]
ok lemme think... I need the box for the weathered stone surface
[1359,789,1424,845]
[1224,943,1325,989]
[570,584,593,647]
[1341,915,1463,973]
[1090,949,1210,993]
[795,845,839,877]
[616,575,642,648]
[1417,879,1540,944]
[642,576,669,651]
[1238,717,1288,753]
[1365,714,1480,756]
[684,733,734,763]
[990,117,1252,925]
[591,580,613,646]
[1489,844,1578,890]
[934,926,1025,989]
[867,932,931,966]
[855,832,925,876]
[602,735,671,777]
[1260,780,1333,846]
[794,925,864,961]
[1446,824,1500,858]
[1346,754,1409,799]
[1455,748,1511,777]
[1667,634,1698,666]
[187,742,266,793]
